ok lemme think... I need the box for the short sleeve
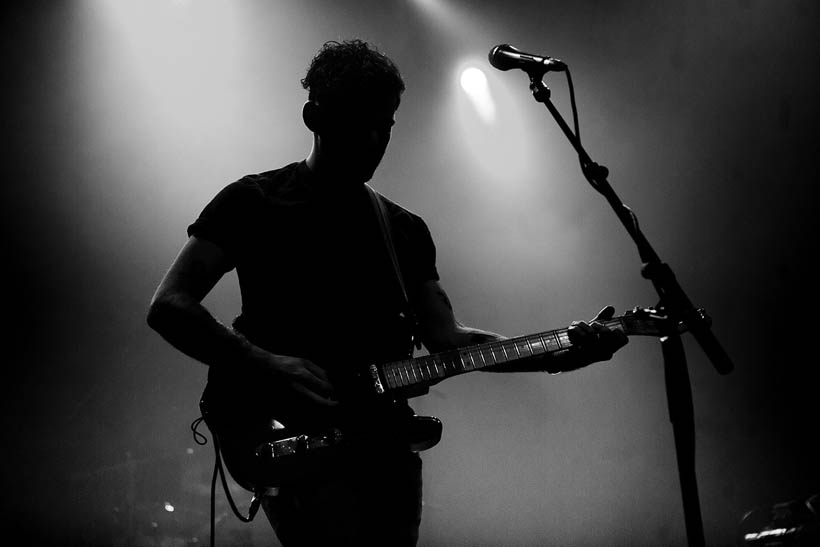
[187,180,260,264]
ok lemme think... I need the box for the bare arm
[413,280,627,373]
[413,280,503,353]
[147,236,336,408]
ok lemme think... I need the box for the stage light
[460,67,487,94]
[459,67,495,124]
[164,502,174,512]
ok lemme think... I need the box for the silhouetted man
[148,39,627,546]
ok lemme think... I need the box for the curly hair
[301,39,405,109]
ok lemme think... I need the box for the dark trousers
[261,449,423,546]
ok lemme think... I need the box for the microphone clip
[527,73,552,103]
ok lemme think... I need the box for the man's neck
[303,147,366,198]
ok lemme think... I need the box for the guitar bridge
[369,364,385,394]
[255,428,344,460]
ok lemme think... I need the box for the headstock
[620,306,711,337]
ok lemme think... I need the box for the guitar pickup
[255,428,344,460]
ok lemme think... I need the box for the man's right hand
[254,353,339,428]
[269,355,338,407]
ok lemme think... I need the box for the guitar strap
[364,183,421,356]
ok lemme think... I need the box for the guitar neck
[378,317,643,392]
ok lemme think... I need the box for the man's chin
[351,167,377,184]
[334,161,378,186]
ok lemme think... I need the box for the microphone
[488,44,567,74]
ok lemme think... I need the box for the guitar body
[199,363,442,492]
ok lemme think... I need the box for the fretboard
[380,318,637,391]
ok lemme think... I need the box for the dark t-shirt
[188,161,439,378]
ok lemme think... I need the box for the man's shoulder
[373,188,426,226]
[232,162,301,194]
[211,161,314,209]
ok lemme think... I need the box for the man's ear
[302,101,323,133]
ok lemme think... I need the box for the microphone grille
[488,44,517,71]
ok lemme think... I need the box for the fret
[432,355,443,377]
[549,330,563,351]
[511,340,521,358]
[382,363,398,388]
[386,364,397,387]
[438,354,448,375]
[386,365,397,389]
[541,334,553,353]
[469,349,481,369]
[482,345,498,367]
[391,363,400,387]
[400,363,410,386]
[463,350,475,370]
[525,338,535,356]
[475,348,488,368]
[444,354,453,376]
[410,361,420,384]
[528,335,546,355]
[543,334,556,352]
[467,349,479,369]
[466,350,477,370]
[513,338,530,357]
[474,347,484,366]
[491,343,507,364]
[542,334,553,352]
[557,330,571,348]
[458,350,468,369]
[422,357,432,381]
[499,343,510,362]
[510,338,524,359]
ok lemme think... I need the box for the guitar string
[384,315,659,388]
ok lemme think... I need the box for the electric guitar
[200,306,699,491]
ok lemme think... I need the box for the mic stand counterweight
[525,72,734,547]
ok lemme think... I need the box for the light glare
[459,67,495,124]
[460,67,487,94]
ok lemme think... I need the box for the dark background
[3,1,818,545]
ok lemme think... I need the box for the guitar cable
[563,68,642,240]
[191,416,263,547]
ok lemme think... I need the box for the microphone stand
[524,70,734,547]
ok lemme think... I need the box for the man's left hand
[566,305,629,365]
